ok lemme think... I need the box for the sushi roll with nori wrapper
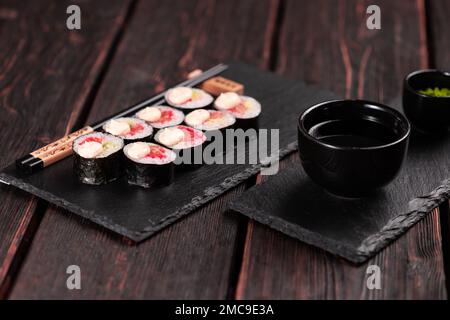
[73,132,124,185]
[103,117,153,144]
[214,92,261,129]
[185,109,235,153]
[165,87,213,112]
[123,142,176,188]
[154,125,206,169]
[135,106,184,130]
[184,109,235,132]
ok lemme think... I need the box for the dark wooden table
[0,0,449,299]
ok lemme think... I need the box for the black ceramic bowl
[403,69,450,134]
[298,100,410,198]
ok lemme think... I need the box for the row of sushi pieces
[73,87,262,188]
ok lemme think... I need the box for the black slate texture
[0,62,337,241]
[229,97,450,263]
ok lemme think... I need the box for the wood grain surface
[9,0,278,299]
[427,0,450,69]
[1,0,448,299]
[428,0,450,294]
[0,0,132,297]
[235,0,448,299]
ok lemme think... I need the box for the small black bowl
[403,69,450,134]
[298,100,410,198]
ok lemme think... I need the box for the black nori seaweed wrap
[172,144,205,171]
[124,158,174,188]
[235,116,259,130]
[74,151,122,185]
[72,132,124,185]
[123,142,175,188]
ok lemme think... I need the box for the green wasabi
[418,87,450,97]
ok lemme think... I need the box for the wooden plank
[9,0,278,299]
[428,0,450,294]
[0,0,132,297]
[236,0,447,299]
[427,0,450,68]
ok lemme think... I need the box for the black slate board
[228,97,450,263]
[0,62,338,241]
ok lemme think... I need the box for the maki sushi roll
[214,92,261,129]
[154,125,206,169]
[103,117,153,144]
[73,132,124,185]
[123,142,176,188]
[165,86,213,112]
[185,109,235,153]
[135,106,184,130]
[184,109,235,132]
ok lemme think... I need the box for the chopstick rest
[201,76,244,96]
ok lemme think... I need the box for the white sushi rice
[214,95,261,119]
[185,110,235,131]
[154,125,206,150]
[165,87,213,110]
[73,132,123,159]
[136,106,184,129]
[103,117,153,140]
[123,142,176,165]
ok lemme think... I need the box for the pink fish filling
[145,145,167,159]
[79,136,103,145]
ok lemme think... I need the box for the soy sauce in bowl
[298,100,410,198]
[308,119,398,148]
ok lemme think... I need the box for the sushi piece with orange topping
[214,92,261,129]
[123,142,176,188]
[184,109,235,132]
[185,109,236,154]
[165,87,213,112]
[73,132,124,185]
[135,106,184,130]
[103,117,153,144]
[154,125,207,169]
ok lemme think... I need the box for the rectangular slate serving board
[229,97,450,263]
[0,62,338,241]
